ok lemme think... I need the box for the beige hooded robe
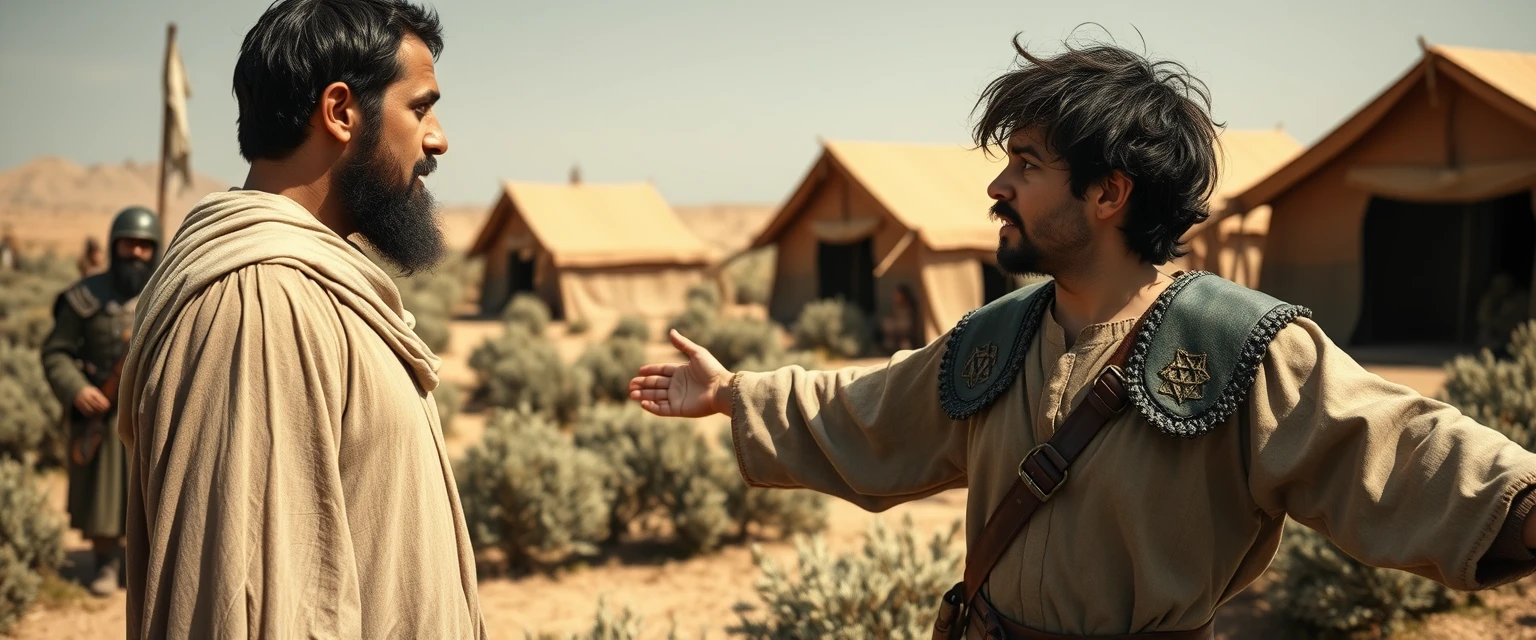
[117,190,486,639]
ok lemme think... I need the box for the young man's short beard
[992,198,1091,278]
[334,115,447,275]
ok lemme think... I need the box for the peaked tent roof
[468,181,714,268]
[1231,43,1536,213]
[1182,129,1304,238]
[751,140,1003,252]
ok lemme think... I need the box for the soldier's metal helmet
[109,206,161,247]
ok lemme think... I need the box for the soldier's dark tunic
[40,273,134,538]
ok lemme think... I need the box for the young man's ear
[1089,170,1134,221]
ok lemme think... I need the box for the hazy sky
[2,0,1533,207]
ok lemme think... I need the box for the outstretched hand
[628,329,733,418]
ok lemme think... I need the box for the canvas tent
[1173,129,1304,287]
[748,140,1018,345]
[1230,42,1536,348]
[468,181,715,328]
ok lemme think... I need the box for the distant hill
[0,156,231,217]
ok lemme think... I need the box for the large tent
[468,181,715,328]
[1230,43,1536,347]
[748,140,1016,345]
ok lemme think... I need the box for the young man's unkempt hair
[974,35,1222,265]
[233,0,444,162]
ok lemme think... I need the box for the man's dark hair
[974,35,1221,264]
[233,0,443,161]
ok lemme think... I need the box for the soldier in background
[77,236,107,277]
[40,206,159,596]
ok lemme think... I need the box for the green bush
[577,337,647,404]
[503,293,552,336]
[0,342,65,465]
[457,410,613,572]
[0,253,76,349]
[1272,520,1464,637]
[669,300,717,342]
[434,381,460,437]
[732,516,962,639]
[393,253,469,354]
[1440,320,1535,450]
[713,431,826,538]
[611,316,651,343]
[0,459,64,633]
[793,298,871,360]
[727,249,774,306]
[698,318,783,372]
[574,405,732,553]
[469,323,591,423]
[686,283,722,309]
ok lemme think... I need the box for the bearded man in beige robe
[631,40,1536,639]
[116,1,484,637]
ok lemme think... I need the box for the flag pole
[156,22,176,240]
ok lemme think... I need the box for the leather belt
[968,594,1214,640]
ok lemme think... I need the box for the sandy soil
[15,317,1530,640]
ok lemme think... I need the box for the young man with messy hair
[632,38,1536,638]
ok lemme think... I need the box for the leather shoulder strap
[961,309,1145,607]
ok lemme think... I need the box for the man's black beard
[334,127,446,275]
[991,200,1047,277]
[110,257,154,297]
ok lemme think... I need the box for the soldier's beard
[111,259,154,297]
[335,122,446,276]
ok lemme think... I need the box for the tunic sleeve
[128,264,362,639]
[40,295,92,406]
[728,333,971,512]
[1246,317,1536,589]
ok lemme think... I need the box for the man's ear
[1090,170,1134,222]
[315,82,359,144]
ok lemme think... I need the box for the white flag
[164,32,193,193]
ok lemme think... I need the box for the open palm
[628,330,731,418]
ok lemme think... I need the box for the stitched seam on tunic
[728,371,762,487]
[1465,471,1536,586]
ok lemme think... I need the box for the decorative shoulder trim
[62,275,109,318]
[939,281,1055,420]
[1123,271,1312,438]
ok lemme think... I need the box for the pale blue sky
[2,0,1533,207]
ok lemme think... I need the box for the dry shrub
[732,516,962,639]
[792,298,871,360]
[577,336,647,405]
[0,342,64,465]
[0,459,64,633]
[469,323,591,423]
[503,293,551,336]
[1440,320,1536,451]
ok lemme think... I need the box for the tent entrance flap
[817,238,876,314]
[1351,190,1534,346]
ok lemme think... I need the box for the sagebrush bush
[1440,320,1535,450]
[434,381,460,437]
[0,253,76,349]
[713,431,826,538]
[577,337,647,404]
[457,410,613,572]
[611,316,651,343]
[686,283,721,309]
[0,459,64,633]
[573,405,732,553]
[698,318,783,372]
[0,342,64,465]
[733,516,962,640]
[393,253,470,354]
[727,249,773,306]
[568,317,592,335]
[1272,520,1463,638]
[503,293,552,336]
[470,323,591,423]
[669,300,717,342]
[793,298,871,360]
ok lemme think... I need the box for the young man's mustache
[989,201,1022,226]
